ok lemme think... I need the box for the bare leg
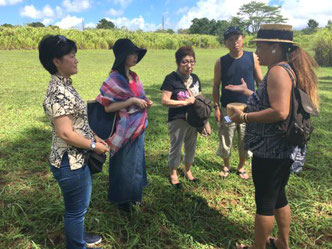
[273,205,291,249]
[184,162,195,180]
[252,214,274,249]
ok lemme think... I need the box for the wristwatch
[90,141,96,151]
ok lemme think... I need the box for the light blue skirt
[108,132,147,204]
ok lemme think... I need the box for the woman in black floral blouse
[39,35,109,249]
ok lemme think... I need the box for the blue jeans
[108,133,147,204]
[51,153,92,249]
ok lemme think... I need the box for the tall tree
[302,19,319,34]
[27,22,45,27]
[307,19,319,31]
[237,1,287,33]
[189,18,212,35]
[1,23,14,27]
[96,18,115,29]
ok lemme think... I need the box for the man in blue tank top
[213,26,263,179]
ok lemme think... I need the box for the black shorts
[252,156,293,216]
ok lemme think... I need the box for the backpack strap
[277,63,297,88]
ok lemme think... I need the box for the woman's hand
[131,97,148,109]
[94,135,107,145]
[225,78,253,96]
[214,107,223,122]
[230,108,244,124]
[185,96,195,105]
[94,142,110,154]
[146,98,153,108]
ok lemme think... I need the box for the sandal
[269,238,278,249]
[219,167,230,178]
[236,170,249,180]
[168,177,182,189]
[236,244,250,249]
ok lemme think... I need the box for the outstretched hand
[225,78,249,94]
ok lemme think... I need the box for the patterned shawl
[96,71,148,157]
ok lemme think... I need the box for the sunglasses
[55,35,67,46]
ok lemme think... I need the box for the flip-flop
[269,238,278,249]
[236,170,249,180]
[236,244,250,249]
[219,168,230,178]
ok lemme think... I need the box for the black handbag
[85,100,117,174]
[85,151,106,174]
[87,100,117,140]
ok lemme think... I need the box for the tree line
[1,0,331,42]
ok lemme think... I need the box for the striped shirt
[244,63,302,159]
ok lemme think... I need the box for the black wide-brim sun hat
[252,24,296,44]
[111,38,147,69]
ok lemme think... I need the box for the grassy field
[0,48,331,249]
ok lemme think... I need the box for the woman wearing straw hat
[96,38,152,212]
[226,24,319,249]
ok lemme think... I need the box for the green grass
[0,48,331,249]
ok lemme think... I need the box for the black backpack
[186,94,212,128]
[278,66,319,146]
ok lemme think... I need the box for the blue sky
[0,0,331,31]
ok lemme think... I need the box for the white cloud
[113,0,132,8]
[175,0,332,30]
[55,14,83,29]
[85,22,96,28]
[0,0,24,6]
[280,0,332,29]
[55,6,63,16]
[42,18,53,26]
[62,0,91,12]
[20,4,55,19]
[107,8,123,17]
[109,16,160,31]
[42,5,55,18]
[20,5,40,18]
[175,0,268,30]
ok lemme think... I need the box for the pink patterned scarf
[96,71,148,157]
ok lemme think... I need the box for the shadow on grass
[319,76,332,81]
[0,125,250,249]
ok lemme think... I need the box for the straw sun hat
[252,24,295,44]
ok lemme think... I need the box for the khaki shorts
[217,108,252,159]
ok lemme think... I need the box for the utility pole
[162,15,164,30]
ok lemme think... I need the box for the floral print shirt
[43,75,94,170]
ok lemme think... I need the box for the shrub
[312,28,332,66]
[0,27,221,50]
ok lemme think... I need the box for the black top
[160,71,201,122]
[220,51,255,107]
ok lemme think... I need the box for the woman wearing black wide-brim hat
[225,24,319,249]
[96,38,153,212]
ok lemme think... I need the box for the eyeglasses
[56,35,67,46]
[180,60,196,65]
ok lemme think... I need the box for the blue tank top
[220,51,255,107]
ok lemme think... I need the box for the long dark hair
[281,43,319,109]
[111,60,127,80]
